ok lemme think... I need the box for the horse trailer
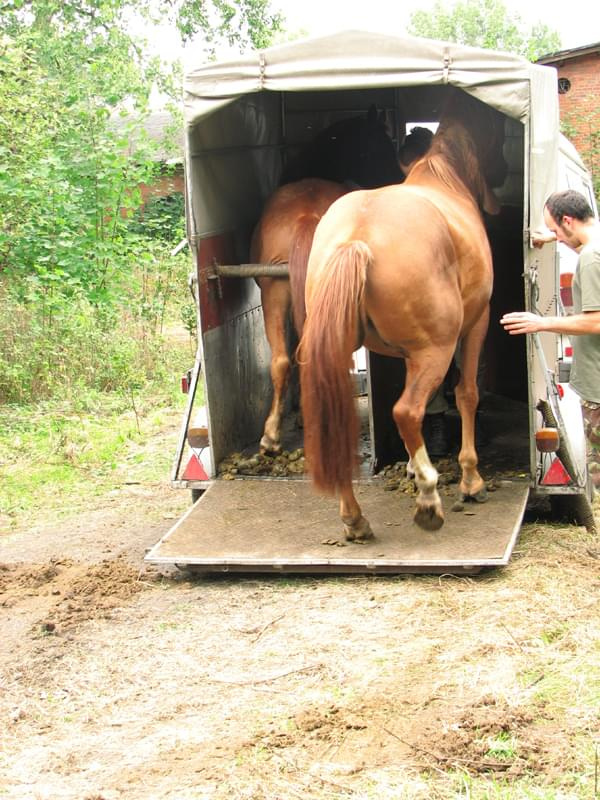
[146,30,597,575]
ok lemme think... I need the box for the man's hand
[531,232,556,249]
[500,311,546,334]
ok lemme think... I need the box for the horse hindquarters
[258,214,321,454]
[253,180,348,455]
[288,215,320,336]
[300,241,374,541]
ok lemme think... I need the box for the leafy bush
[0,245,192,406]
[128,193,186,244]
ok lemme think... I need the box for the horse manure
[218,448,306,479]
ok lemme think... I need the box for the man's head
[398,126,434,176]
[543,189,595,250]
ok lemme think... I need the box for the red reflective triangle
[541,457,572,485]
[182,454,210,481]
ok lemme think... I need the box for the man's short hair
[545,189,594,223]
[399,126,434,166]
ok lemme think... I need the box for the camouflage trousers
[581,400,600,490]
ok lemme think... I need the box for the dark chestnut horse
[298,89,508,537]
[250,178,348,454]
[252,108,403,454]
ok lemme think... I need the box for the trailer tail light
[564,346,573,357]
[535,427,560,452]
[559,272,573,287]
[181,369,193,393]
[187,427,209,449]
[560,272,574,311]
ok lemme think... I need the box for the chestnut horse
[252,108,403,454]
[298,89,508,537]
[250,178,348,453]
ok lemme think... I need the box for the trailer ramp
[146,477,529,575]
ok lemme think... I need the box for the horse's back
[251,178,347,263]
[309,185,457,283]
[311,183,491,287]
[306,183,491,349]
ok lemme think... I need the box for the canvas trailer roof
[183,29,560,234]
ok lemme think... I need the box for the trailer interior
[184,83,530,479]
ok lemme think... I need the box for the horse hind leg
[393,351,455,531]
[455,311,488,503]
[261,353,291,455]
[339,483,373,541]
[259,278,292,455]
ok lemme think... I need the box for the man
[398,126,434,177]
[500,189,600,491]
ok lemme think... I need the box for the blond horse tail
[299,241,371,493]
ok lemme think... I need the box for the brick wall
[139,168,184,203]
[551,52,600,180]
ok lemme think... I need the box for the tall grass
[0,242,198,527]
[0,243,194,405]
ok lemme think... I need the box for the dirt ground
[1,429,600,799]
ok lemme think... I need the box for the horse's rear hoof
[413,506,444,531]
[259,436,281,456]
[461,486,488,504]
[344,516,374,542]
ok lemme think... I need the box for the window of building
[558,77,571,94]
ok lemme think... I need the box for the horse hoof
[259,436,281,456]
[413,506,444,531]
[461,486,488,504]
[344,517,374,542]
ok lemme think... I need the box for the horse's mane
[413,88,507,209]
[421,118,486,208]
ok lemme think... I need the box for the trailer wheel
[191,489,204,504]
[550,494,596,533]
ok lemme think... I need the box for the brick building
[537,42,600,191]
[136,111,184,203]
[113,110,185,204]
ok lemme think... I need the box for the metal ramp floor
[146,477,529,575]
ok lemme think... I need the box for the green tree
[408,0,561,61]
[0,0,283,308]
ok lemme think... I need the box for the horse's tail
[288,214,319,335]
[299,241,371,494]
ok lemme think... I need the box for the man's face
[543,206,582,251]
